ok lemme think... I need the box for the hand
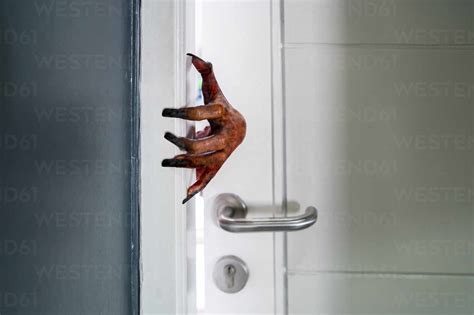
[162,53,246,204]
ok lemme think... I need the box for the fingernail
[164,132,176,141]
[162,108,176,117]
[182,195,192,204]
[182,190,200,204]
[164,132,186,150]
[161,159,172,167]
[162,159,188,167]
[182,193,196,204]
[186,53,202,60]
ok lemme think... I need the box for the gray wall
[0,1,138,314]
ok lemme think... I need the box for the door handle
[214,193,318,233]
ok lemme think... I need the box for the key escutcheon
[213,255,249,293]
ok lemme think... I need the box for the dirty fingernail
[164,132,186,150]
[162,159,187,167]
[162,108,177,117]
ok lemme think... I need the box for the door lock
[213,255,249,293]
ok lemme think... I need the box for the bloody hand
[162,54,246,204]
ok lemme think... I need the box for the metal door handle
[214,193,317,233]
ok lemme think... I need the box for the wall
[283,0,474,314]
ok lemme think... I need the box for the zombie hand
[162,53,246,204]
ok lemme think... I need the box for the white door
[198,0,278,313]
[192,1,474,314]
[141,1,474,314]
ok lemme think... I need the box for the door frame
[140,0,289,314]
[130,0,141,313]
[139,0,190,314]
[271,0,287,314]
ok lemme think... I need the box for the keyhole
[224,264,236,288]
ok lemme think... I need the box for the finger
[187,53,212,74]
[164,132,226,154]
[196,166,205,179]
[182,167,219,204]
[162,104,223,121]
[162,150,226,169]
[187,53,222,103]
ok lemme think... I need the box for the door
[191,0,474,314]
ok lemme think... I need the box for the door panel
[199,1,275,313]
